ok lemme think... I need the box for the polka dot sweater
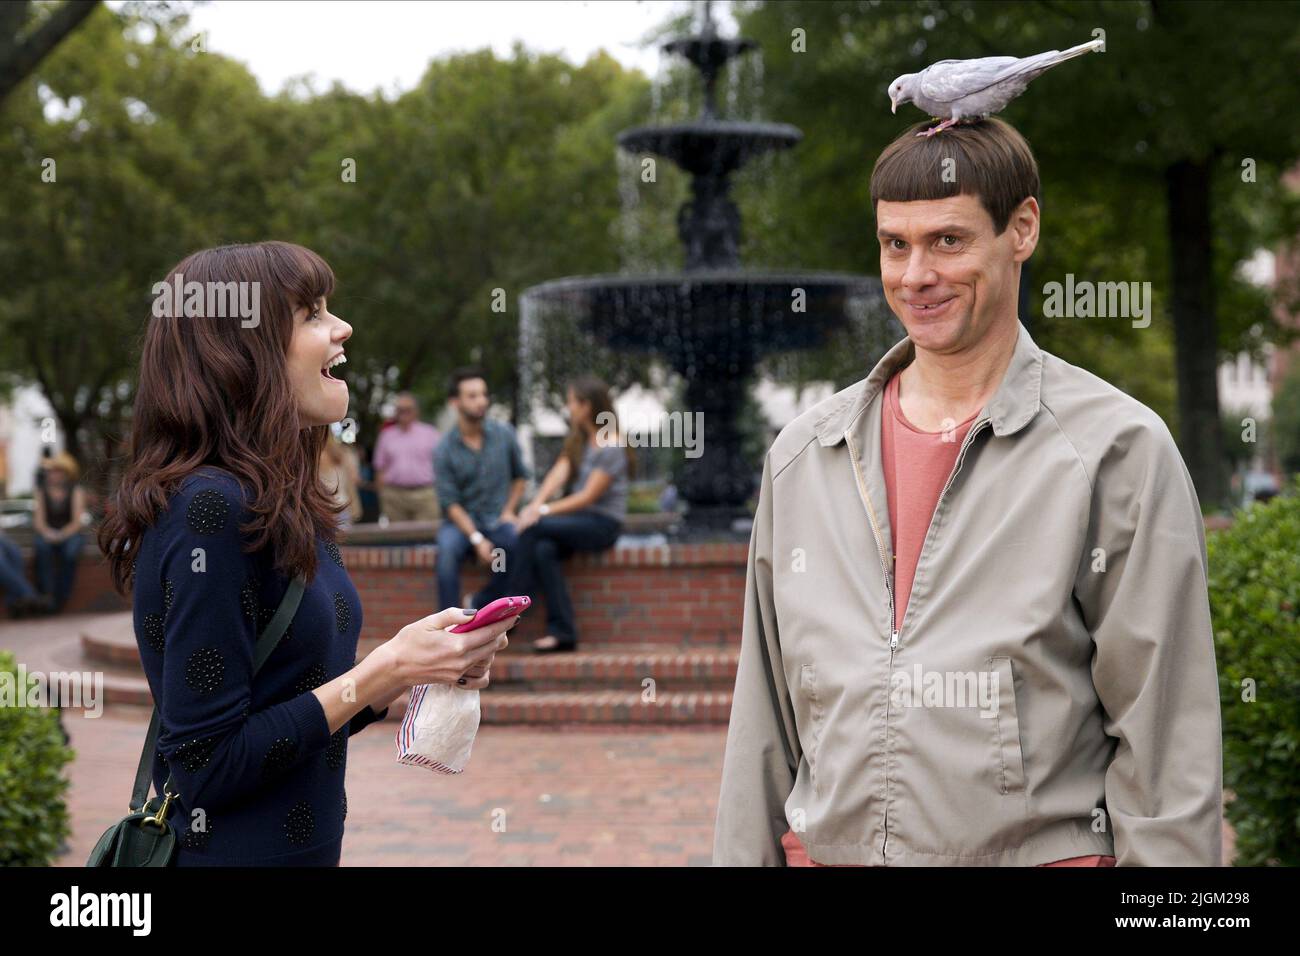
[131,466,387,866]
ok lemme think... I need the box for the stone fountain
[521,3,884,536]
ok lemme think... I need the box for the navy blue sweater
[131,467,387,866]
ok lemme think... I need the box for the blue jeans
[506,511,621,646]
[34,532,84,612]
[435,520,520,612]
[0,536,36,608]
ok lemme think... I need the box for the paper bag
[396,682,480,773]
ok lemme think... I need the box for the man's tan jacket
[713,321,1223,866]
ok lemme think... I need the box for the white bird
[889,38,1105,137]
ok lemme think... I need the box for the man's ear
[1009,196,1039,263]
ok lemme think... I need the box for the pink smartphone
[448,595,531,633]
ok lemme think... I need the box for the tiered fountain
[521,3,883,536]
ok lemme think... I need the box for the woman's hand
[515,503,542,532]
[378,606,516,690]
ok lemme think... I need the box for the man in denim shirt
[434,368,531,611]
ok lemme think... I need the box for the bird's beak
[890,98,898,114]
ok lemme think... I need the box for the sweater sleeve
[348,704,389,737]
[154,476,333,813]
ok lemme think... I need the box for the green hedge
[1207,481,1300,866]
[0,650,74,865]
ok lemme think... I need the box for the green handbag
[87,575,306,866]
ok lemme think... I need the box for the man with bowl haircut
[713,117,1222,867]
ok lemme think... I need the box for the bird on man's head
[889,37,1105,137]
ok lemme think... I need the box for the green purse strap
[130,574,307,812]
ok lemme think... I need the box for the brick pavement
[51,702,1238,867]
[5,612,1238,867]
[53,704,726,867]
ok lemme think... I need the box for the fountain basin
[523,271,883,365]
[617,121,802,175]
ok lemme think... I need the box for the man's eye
[940,235,960,247]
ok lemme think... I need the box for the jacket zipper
[844,430,897,865]
[844,415,992,864]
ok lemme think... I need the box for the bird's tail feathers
[1011,37,1104,78]
[1058,37,1105,61]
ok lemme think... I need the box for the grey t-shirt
[576,443,628,524]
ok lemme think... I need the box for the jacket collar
[813,319,1044,447]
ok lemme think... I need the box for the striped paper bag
[396,682,480,773]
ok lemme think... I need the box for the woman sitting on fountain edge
[509,377,634,653]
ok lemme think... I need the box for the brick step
[20,629,154,707]
[387,689,735,725]
[487,647,738,689]
[357,641,738,683]
[71,617,739,723]
[88,616,739,679]
[81,614,138,666]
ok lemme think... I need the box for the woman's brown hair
[560,376,637,490]
[98,241,343,593]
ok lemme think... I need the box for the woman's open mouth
[321,352,347,383]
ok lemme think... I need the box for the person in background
[0,528,50,617]
[33,451,87,613]
[434,368,530,613]
[320,433,363,530]
[34,445,52,493]
[510,377,633,653]
[372,392,441,524]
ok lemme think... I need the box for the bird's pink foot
[917,117,960,137]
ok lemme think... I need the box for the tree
[0,4,286,493]
[268,46,656,442]
[0,0,98,105]
[0,12,662,488]
[734,0,1300,507]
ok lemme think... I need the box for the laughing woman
[98,241,517,866]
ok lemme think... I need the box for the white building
[0,384,59,499]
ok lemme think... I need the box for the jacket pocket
[801,664,825,798]
[988,657,1027,795]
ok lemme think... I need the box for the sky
[167,0,739,97]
